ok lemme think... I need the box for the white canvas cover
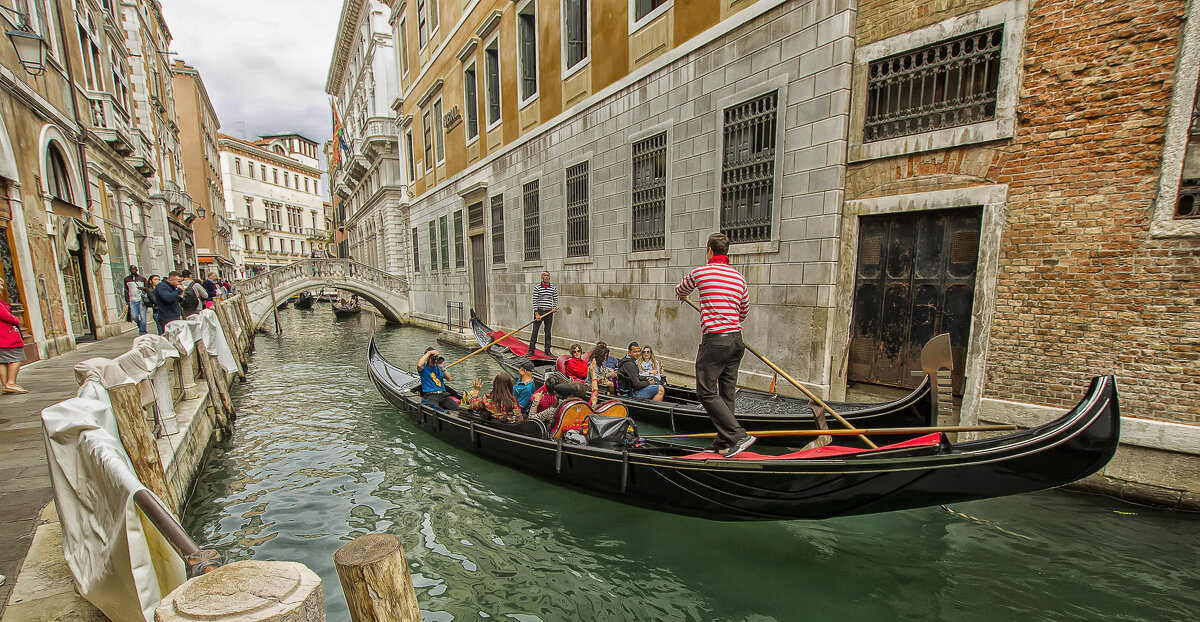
[41,378,187,621]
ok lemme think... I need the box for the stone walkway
[0,327,140,617]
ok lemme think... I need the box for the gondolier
[676,232,754,458]
[527,271,558,356]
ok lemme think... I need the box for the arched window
[47,144,73,203]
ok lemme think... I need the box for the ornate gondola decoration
[367,320,1120,521]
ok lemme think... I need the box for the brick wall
[851,0,1200,423]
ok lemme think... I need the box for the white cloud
[160,0,341,146]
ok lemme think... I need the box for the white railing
[232,258,409,301]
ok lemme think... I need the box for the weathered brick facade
[849,0,1200,426]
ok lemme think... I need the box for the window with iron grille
[518,5,538,102]
[491,194,505,264]
[454,210,465,267]
[439,215,450,270]
[720,92,777,244]
[523,180,540,261]
[1177,181,1200,219]
[566,161,589,257]
[428,221,438,271]
[412,227,419,272]
[865,26,1003,143]
[631,132,666,251]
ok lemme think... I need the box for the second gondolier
[527,271,559,356]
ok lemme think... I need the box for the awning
[55,216,109,269]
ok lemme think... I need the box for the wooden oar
[646,424,1018,440]
[445,309,557,370]
[680,297,879,448]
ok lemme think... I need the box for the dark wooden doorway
[849,207,981,394]
[470,233,488,323]
[64,248,96,341]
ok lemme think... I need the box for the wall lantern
[1,8,47,76]
[195,206,207,219]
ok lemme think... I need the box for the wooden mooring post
[156,560,324,621]
[334,534,422,622]
[213,304,248,380]
[195,338,235,435]
[108,382,176,509]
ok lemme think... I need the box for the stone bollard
[155,560,324,622]
[177,349,200,401]
[334,534,422,622]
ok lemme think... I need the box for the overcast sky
[160,0,342,146]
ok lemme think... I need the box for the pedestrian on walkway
[154,271,185,333]
[675,232,754,458]
[146,274,161,333]
[124,266,148,335]
[527,271,558,356]
[0,297,28,394]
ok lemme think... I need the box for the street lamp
[195,206,207,219]
[1,8,47,76]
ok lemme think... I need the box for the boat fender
[470,421,477,448]
[620,450,629,494]
[668,405,677,434]
[555,438,563,474]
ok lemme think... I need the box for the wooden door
[470,233,488,322]
[64,250,96,340]
[849,207,981,393]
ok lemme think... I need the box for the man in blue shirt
[514,360,536,414]
[418,347,462,411]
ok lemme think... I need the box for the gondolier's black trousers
[695,331,748,448]
[528,311,553,356]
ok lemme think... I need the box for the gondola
[276,300,289,310]
[294,292,316,309]
[470,312,555,360]
[367,326,1120,521]
[471,311,935,437]
[332,300,361,316]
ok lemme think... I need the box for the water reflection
[184,309,1200,621]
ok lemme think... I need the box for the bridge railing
[232,259,409,300]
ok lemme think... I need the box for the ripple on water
[184,311,1200,622]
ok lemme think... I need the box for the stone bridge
[233,259,410,330]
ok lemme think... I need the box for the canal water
[184,309,1200,621]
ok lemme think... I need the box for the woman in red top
[465,373,523,423]
[0,298,27,394]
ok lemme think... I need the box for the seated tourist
[588,343,615,395]
[549,344,590,401]
[418,347,463,411]
[639,345,663,381]
[617,342,665,401]
[514,360,537,414]
[464,373,523,423]
[597,341,620,374]
[527,385,559,424]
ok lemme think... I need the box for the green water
[183,310,1200,621]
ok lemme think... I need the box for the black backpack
[180,283,200,314]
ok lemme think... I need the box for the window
[261,164,267,179]
[433,97,445,164]
[439,215,450,270]
[417,0,428,48]
[631,132,666,251]
[517,4,538,103]
[721,92,778,244]
[491,194,505,264]
[76,15,102,90]
[428,221,438,270]
[564,0,588,71]
[523,180,540,260]
[47,145,73,203]
[633,0,668,23]
[405,129,416,182]
[257,236,263,251]
[864,27,1003,143]
[412,227,420,272]
[304,177,309,193]
[464,63,479,142]
[399,19,410,76]
[566,161,589,257]
[422,109,433,171]
[110,49,130,111]
[234,158,242,175]
[429,0,439,33]
[273,169,279,184]
[454,210,464,268]
[243,234,250,250]
[485,40,502,128]
[283,171,289,186]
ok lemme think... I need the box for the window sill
[486,120,502,134]
[562,57,590,80]
[518,93,539,111]
[491,264,507,271]
[728,240,781,256]
[563,256,593,266]
[628,249,670,262]
[1150,219,1200,238]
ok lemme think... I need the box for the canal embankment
[0,296,256,621]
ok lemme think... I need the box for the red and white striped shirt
[675,255,749,334]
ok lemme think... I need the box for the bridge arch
[233,260,410,330]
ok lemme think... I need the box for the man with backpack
[123,266,148,335]
[178,269,209,318]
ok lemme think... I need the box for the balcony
[156,180,195,221]
[127,129,156,178]
[362,116,398,160]
[86,91,134,156]
[304,227,330,241]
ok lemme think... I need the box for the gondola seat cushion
[678,433,943,460]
